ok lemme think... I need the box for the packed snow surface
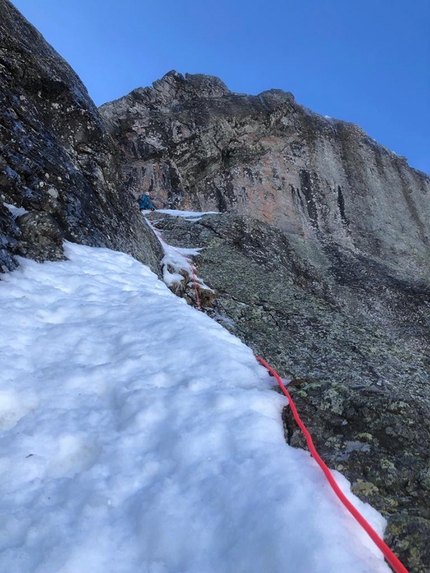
[0,242,390,573]
[155,209,219,221]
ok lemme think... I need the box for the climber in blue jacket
[138,192,156,211]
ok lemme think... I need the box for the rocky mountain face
[100,70,430,284]
[101,72,430,571]
[0,0,162,274]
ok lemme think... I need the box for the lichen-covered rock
[0,0,163,273]
[153,210,430,572]
[385,516,430,573]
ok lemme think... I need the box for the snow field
[0,242,390,572]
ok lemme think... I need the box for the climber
[138,192,156,211]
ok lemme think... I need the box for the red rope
[256,356,408,573]
[149,220,202,311]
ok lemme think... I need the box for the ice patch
[156,209,219,221]
[3,202,28,218]
[147,219,213,293]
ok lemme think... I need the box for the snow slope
[0,241,390,572]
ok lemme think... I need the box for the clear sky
[11,0,430,174]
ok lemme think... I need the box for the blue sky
[11,0,429,174]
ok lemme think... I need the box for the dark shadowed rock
[17,210,64,261]
[0,0,162,273]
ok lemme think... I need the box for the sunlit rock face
[0,0,162,273]
[100,70,430,283]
